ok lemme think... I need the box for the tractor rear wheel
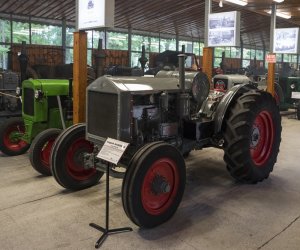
[0,117,30,156]
[122,142,186,228]
[29,128,62,176]
[51,124,104,190]
[223,90,281,183]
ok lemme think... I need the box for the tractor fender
[214,83,257,134]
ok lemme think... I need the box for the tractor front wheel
[223,90,281,183]
[122,142,186,228]
[29,128,62,176]
[0,117,30,156]
[51,124,103,190]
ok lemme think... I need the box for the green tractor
[0,79,72,175]
[277,76,300,119]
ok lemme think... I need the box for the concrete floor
[0,114,300,250]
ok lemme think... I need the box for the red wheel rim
[250,111,274,166]
[3,123,28,152]
[141,158,179,215]
[65,137,96,181]
[40,138,55,168]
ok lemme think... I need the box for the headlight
[16,87,21,96]
[291,83,296,90]
[34,90,44,100]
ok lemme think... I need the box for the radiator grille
[23,88,34,116]
[87,91,118,139]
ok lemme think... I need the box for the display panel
[273,28,299,54]
[77,0,114,30]
[208,11,240,47]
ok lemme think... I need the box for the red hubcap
[250,111,274,166]
[40,138,55,168]
[141,158,179,215]
[3,123,28,151]
[65,137,96,181]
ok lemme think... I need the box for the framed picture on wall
[273,28,299,54]
[207,11,240,47]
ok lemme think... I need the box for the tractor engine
[86,71,210,154]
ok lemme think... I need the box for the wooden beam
[73,31,87,124]
[202,47,213,84]
[267,62,275,96]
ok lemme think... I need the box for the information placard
[96,138,129,165]
[77,0,114,30]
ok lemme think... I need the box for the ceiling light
[266,10,291,19]
[219,0,223,7]
[225,0,248,6]
[273,0,284,3]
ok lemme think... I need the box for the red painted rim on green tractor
[40,138,56,168]
[141,158,179,215]
[3,124,28,152]
[250,111,274,166]
[65,137,97,181]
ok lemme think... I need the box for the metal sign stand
[90,162,132,248]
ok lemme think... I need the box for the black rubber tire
[297,101,300,120]
[29,128,62,176]
[274,82,284,105]
[50,124,104,190]
[0,117,30,156]
[122,142,186,228]
[223,89,281,183]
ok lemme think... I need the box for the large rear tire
[50,124,104,190]
[0,117,30,156]
[122,142,186,228]
[29,128,62,176]
[223,90,281,183]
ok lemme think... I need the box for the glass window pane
[214,47,224,58]
[65,48,73,64]
[200,42,204,56]
[276,54,282,62]
[93,31,105,49]
[132,34,148,52]
[13,21,29,43]
[0,45,9,69]
[31,23,62,45]
[131,52,150,68]
[250,49,256,59]
[87,49,92,65]
[87,31,93,48]
[179,40,193,53]
[160,38,176,52]
[242,59,250,68]
[150,37,159,53]
[66,27,75,47]
[193,42,200,57]
[214,57,222,68]
[225,47,231,58]
[231,47,241,58]
[243,48,251,59]
[107,32,128,50]
[256,50,264,60]
[0,19,11,43]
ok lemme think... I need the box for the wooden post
[73,31,87,124]
[202,47,213,83]
[267,62,275,96]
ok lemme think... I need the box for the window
[193,42,204,57]
[179,40,193,53]
[66,27,75,47]
[31,23,62,45]
[0,45,9,69]
[13,21,30,43]
[0,19,11,43]
[160,38,176,51]
[106,32,128,50]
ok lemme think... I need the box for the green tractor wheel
[29,128,62,176]
[0,117,30,156]
[50,124,104,190]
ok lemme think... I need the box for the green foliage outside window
[107,32,128,50]
[12,21,30,43]
[31,23,62,46]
